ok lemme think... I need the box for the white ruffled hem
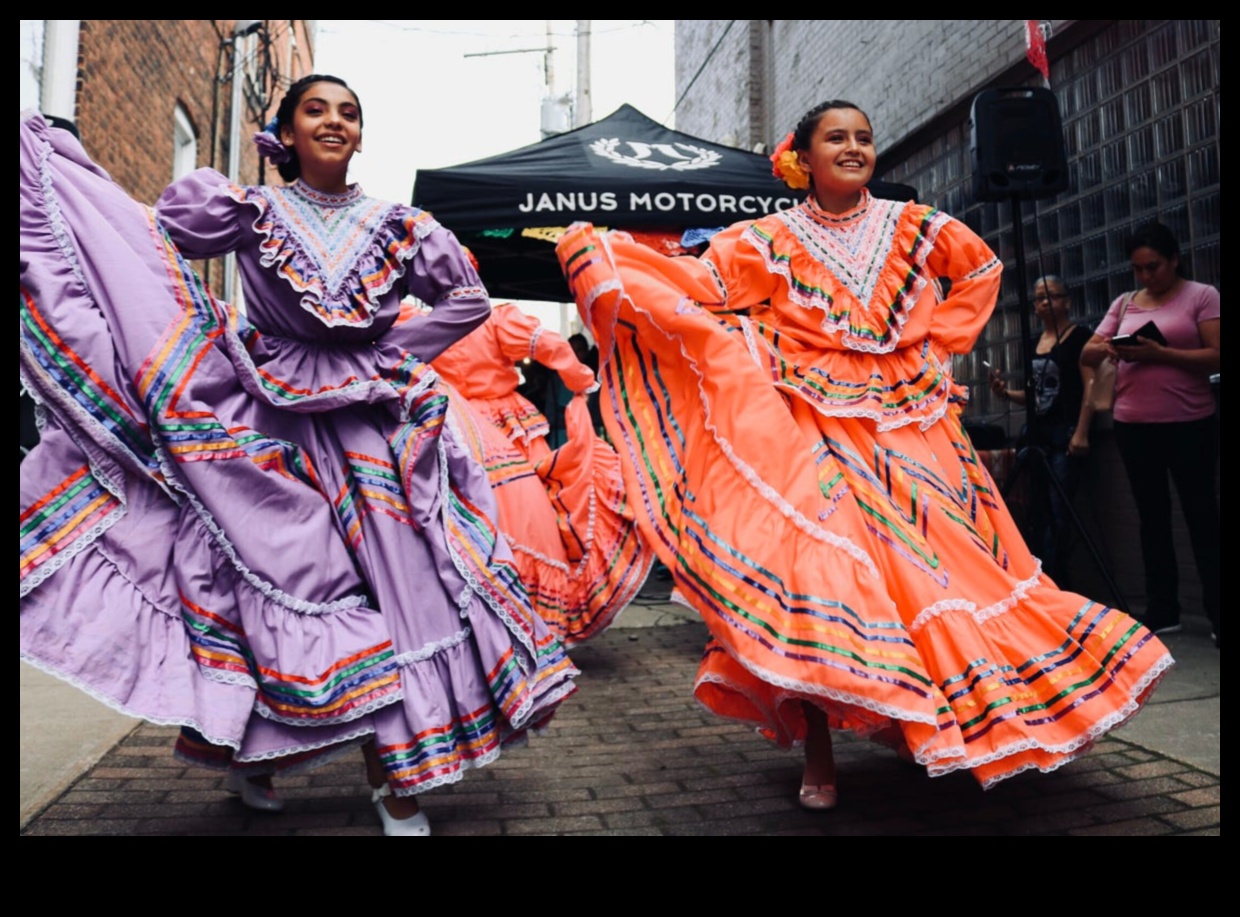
[18,651,240,751]
[908,561,1044,633]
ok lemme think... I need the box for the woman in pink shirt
[1081,222,1220,642]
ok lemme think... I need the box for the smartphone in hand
[1112,320,1167,347]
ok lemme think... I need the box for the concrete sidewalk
[20,600,1220,835]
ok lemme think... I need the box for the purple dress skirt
[19,112,577,795]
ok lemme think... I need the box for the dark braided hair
[790,100,870,153]
[272,74,363,182]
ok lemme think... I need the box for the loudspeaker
[970,87,1068,201]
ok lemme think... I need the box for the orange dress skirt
[557,192,1172,787]
[428,304,653,645]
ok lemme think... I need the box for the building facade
[22,20,316,218]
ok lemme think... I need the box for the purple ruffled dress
[19,112,577,794]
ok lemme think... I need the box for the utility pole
[575,20,592,128]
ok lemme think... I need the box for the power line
[665,20,735,124]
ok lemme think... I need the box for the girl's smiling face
[797,107,875,212]
[280,81,362,191]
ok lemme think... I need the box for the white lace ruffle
[18,651,241,751]
[700,636,940,730]
[19,342,146,500]
[229,187,436,330]
[19,494,125,599]
[773,381,953,434]
[218,309,439,426]
[967,651,1175,789]
[231,722,376,764]
[198,668,260,689]
[35,128,90,293]
[388,744,504,797]
[435,421,538,677]
[149,426,371,616]
[505,488,599,579]
[908,561,1043,633]
[256,690,402,727]
[18,360,133,600]
[392,627,473,665]
[695,670,779,735]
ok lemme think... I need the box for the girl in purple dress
[20,75,577,835]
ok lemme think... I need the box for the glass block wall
[880,20,1220,422]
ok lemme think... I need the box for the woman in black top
[990,275,1096,584]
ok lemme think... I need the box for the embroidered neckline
[231,183,437,328]
[802,188,873,227]
[775,192,906,308]
[743,196,950,353]
[289,179,365,208]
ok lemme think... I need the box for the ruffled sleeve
[492,304,595,393]
[398,222,491,364]
[154,168,247,259]
[698,221,781,311]
[924,216,1002,357]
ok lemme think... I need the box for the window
[173,104,198,180]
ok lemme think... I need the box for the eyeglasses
[1033,292,1068,304]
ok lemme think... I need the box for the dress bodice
[701,191,1001,356]
[156,170,488,353]
[154,170,491,418]
[686,191,1002,430]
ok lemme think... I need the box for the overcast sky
[316,20,675,204]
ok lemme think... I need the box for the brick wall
[74,20,315,204]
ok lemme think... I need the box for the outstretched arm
[492,304,595,393]
[558,221,776,318]
[154,168,247,259]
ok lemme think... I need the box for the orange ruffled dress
[429,304,654,645]
[557,191,1172,787]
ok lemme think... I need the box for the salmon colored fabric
[556,191,1172,787]
[434,303,594,455]
[426,305,653,645]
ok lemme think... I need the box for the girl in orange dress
[556,101,1172,808]
[426,302,653,645]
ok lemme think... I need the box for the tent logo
[589,138,722,171]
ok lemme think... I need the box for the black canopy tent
[412,105,914,301]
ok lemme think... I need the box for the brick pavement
[21,621,1220,836]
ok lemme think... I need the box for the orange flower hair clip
[770,131,810,190]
